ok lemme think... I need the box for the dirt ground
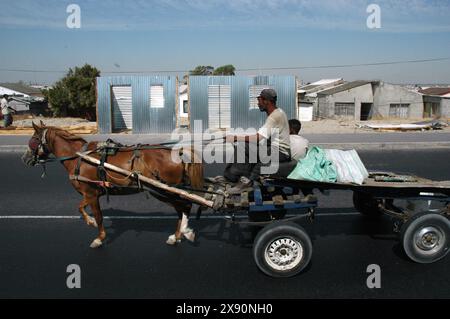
[0,115,97,135]
[300,118,450,134]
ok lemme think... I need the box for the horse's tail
[184,147,204,190]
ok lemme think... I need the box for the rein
[99,136,227,151]
[32,128,224,180]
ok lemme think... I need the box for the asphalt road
[0,149,449,298]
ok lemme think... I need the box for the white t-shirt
[1,98,10,115]
[290,135,309,161]
[257,108,291,156]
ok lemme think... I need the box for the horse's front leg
[79,197,98,228]
[87,195,106,248]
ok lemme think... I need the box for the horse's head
[22,120,51,166]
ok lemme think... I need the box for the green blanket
[287,146,337,182]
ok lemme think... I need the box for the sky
[0,0,449,85]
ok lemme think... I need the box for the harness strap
[69,174,112,188]
[37,154,80,164]
[128,144,141,169]
[97,148,108,181]
[97,145,111,202]
[74,143,89,177]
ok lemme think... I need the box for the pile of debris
[356,120,448,132]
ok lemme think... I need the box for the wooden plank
[292,194,302,203]
[204,185,214,200]
[240,192,249,208]
[272,195,284,206]
[76,152,215,208]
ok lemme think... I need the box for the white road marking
[0,212,360,220]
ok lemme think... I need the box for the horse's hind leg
[166,203,194,245]
[79,197,98,228]
[166,216,182,245]
[87,195,106,248]
[180,210,195,242]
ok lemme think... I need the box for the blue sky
[0,0,449,84]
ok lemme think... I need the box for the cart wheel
[400,212,450,264]
[353,191,382,217]
[253,221,312,278]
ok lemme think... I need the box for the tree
[42,81,70,117]
[189,65,214,76]
[188,64,236,76]
[43,64,100,120]
[213,64,235,75]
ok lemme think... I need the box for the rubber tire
[353,191,382,217]
[400,212,450,264]
[253,221,312,278]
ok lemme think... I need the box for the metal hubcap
[414,226,444,253]
[264,237,303,271]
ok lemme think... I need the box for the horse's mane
[46,126,87,144]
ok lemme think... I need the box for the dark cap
[258,88,277,102]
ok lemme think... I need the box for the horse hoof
[90,238,103,248]
[166,234,181,246]
[86,217,98,228]
[183,230,196,242]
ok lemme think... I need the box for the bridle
[28,128,79,177]
[28,128,51,163]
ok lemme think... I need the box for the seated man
[288,119,309,161]
[222,89,291,194]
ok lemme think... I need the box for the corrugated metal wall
[189,75,297,130]
[97,75,176,134]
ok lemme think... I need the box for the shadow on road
[98,206,400,250]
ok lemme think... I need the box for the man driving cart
[217,88,292,194]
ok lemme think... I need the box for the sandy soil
[0,116,97,135]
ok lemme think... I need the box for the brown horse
[22,121,203,248]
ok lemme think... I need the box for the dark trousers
[224,142,290,182]
[3,114,12,127]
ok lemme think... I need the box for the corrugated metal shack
[96,75,177,134]
[96,75,297,134]
[189,75,297,130]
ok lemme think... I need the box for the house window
[389,103,409,118]
[150,85,164,108]
[249,85,273,109]
[208,84,231,129]
[334,102,355,117]
[182,100,188,114]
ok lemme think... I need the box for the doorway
[360,103,373,121]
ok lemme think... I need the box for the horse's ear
[32,121,40,131]
[40,120,46,127]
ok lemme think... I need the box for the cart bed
[265,171,450,198]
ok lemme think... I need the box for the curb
[1,142,450,153]
[315,142,450,150]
